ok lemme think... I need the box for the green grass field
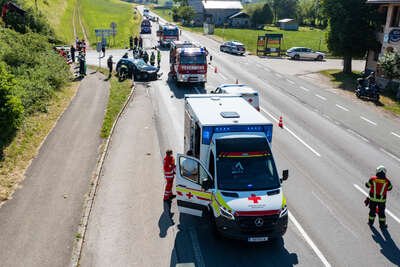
[152,7,328,54]
[79,0,141,48]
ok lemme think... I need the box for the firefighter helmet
[376,165,386,174]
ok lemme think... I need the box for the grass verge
[79,0,141,48]
[95,68,133,138]
[0,81,79,202]
[320,69,400,116]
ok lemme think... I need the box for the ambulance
[175,94,289,242]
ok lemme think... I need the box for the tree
[251,3,273,26]
[322,0,380,73]
[270,0,298,21]
[178,6,195,25]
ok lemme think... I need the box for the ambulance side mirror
[281,170,289,182]
[201,178,213,191]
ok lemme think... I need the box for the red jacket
[163,155,175,178]
[366,176,392,202]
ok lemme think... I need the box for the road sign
[95,29,113,37]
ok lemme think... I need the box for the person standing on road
[157,49,161,67]
[70,45,76,63]
[82,39,86,54]
[107,55,113,77]
[134,35,138,49]
[150,51,155,66]
[163,149,176,201]
[139,36,143,49]
[129,35,134,50]
[365,165,393,228]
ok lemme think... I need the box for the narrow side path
[0,72,109,267]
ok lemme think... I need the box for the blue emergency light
[202,125,273,145]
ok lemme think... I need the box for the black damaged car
[116,58,159,81]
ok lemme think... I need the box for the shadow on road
[170,213,298,267]
[371,226,400,266]
[166,77,206,99]
[158,200,175,238]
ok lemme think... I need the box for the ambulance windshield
[216,137,279,191]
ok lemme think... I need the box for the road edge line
[69,80,136,267]
[289,211,331,267]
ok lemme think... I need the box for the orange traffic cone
[214,66,218,73]
[278,116,283,128]
[235,79,239,84]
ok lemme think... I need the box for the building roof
[278,18,296,23]
[185,95,270,126]
[228,11,249,19]
[202,1,243,10]
[366,0,400,3]
[217,84,258,95]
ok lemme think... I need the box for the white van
[212,84,260,111]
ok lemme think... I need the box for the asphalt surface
[0,71,109,267]
[80,7,400,267]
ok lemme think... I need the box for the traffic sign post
[96,42,102,70]
[110,22,117,46]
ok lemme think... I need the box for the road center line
[353,184,400,224]
[219,73,228,80]
[287,79,295,85]
[391,132,400,139]
[335,104,349,112]
[261,107,321,157]
[360,116,377,126]
[289,212,331,267]
[300,86,310,92]
[315,94,327,101]
[380,148,400,163]
[275,73,282,78]
[346,129,369,143]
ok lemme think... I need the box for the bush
[0,63,24,150]
[379,51,400,80]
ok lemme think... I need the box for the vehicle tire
[220,46,224,52]
[294,54,300,60]
[375,94,380,103]
[355,91,361,98]
[135,73,141,81]
[142,73,149,81]
[316,55,323,61]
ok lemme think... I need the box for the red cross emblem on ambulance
[248,194,261,203]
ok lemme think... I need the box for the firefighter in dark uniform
[365,165,393,228]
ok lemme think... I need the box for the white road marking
[189,228,206,267]
[193,87,201,94]
[380,148,400,163]
[347,129,369,143]
[289,212,331,267]
[353,184,400,224]
[315,94,327,101]
[360,116,377,126]
[275,73,282,78]
[261,107,321,157]
[219,73,228,80]
[300,86,310,92]
[335,104,349,112]
[264,67,270,72]
[391,132,400,139]
[287,79,295,85]
[312,191,358,238]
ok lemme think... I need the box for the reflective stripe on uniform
[373,181,377,200]
[379,183,387,200]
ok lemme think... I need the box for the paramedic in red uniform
[163,149,176,201]
[365,165,393,228]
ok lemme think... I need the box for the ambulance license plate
[248,237,268,242]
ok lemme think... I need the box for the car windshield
[180,54,206,64]
[216,138,280,191]
[134,59,148,68]
[164,29,178,36]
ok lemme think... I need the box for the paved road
[0,72,109,267]
[80,7,400,267]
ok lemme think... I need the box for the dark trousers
[369,200,386,225]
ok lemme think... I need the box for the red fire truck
[169,41,208,85]
[157,24,179,47]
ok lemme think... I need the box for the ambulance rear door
[175,154,213,217]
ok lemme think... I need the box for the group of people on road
[129,35,143,51]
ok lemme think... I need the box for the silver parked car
[220,41,246,55]
[286,47,325,61]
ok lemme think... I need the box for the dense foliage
[379,51,400,80]
[248,3,273,26]
[0,28,70,152]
